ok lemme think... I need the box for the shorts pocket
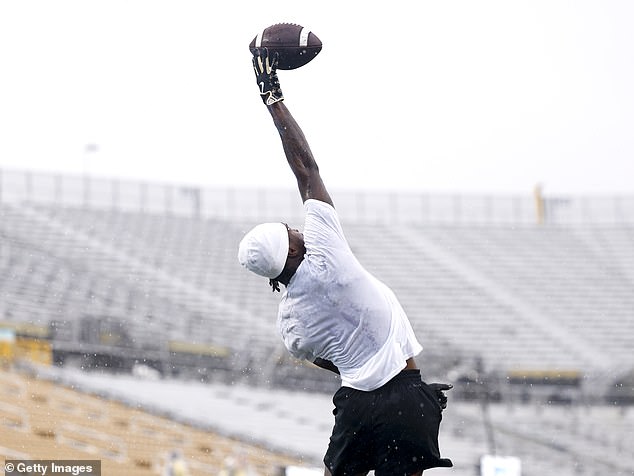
[332,386,356,415]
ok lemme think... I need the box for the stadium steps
[575,226,634,284]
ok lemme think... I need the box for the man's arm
[313,357,340,375]
[267,102,333,206]
[252,48,333,207]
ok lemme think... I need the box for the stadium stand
[360,223,634,372]
[3,363,631,476]
[2,200,632,382]
[1,170,633,475]
[0,367,301,475]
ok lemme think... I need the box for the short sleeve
[303,199,350,257]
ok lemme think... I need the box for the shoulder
[304,198,336,213]
[303,199,351,260]
[304,198,338,223]
[304,198,342,233]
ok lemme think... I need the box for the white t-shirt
[277,199,422,391]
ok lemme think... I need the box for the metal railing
[1,168,633,225]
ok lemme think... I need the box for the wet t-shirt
[277,199,422,391]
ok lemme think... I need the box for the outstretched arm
[252,48,333,207]
[267,102,333,206]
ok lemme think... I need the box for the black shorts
[324,369,453,476]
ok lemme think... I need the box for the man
[238,48,453,476]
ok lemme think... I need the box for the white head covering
[238,222,289,278]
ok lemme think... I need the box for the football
[249,23,322,70]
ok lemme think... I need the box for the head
[238,222,305,292]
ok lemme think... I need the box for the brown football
[249,23,322,70]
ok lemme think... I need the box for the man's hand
[429,383,453,410]
[252,48,284,106]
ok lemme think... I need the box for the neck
[277,255,303,286]
[276,267,296,286]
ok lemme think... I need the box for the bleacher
[347,223,634,373]
[1,176,634,476]
[0,368,300,475]
[3,200,632,381]
[4,364,631,476]
[0,202,280,366]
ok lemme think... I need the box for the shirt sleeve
[303,199,350,258]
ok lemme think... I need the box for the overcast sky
[1,1,633,196]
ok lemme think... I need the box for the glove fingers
[251,47,284,105]
[270,51,279,71]
[429,382,452,411]
[253,51,267,74]
[252,48,279,72]
[252,55,260,75]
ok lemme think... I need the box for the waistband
[388,368,421,383]
[338,369,423,394]
[399,368,421,377]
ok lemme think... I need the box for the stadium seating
[8,364,630,476]
[0,368,300,475]
[2,187,634,476]
[2,200,633,383]
[402,224,634,370]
